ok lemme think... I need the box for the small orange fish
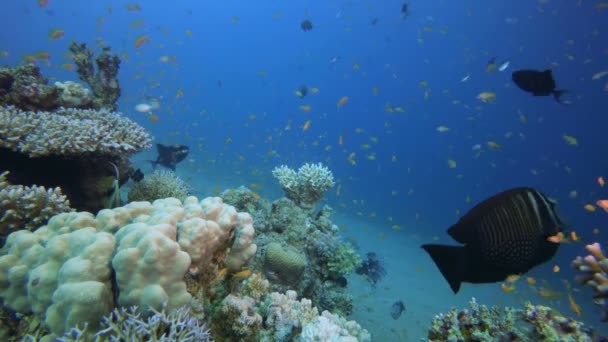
[598,176,605,187]
[538,287,563,299]
[526,277,536,285]
[553,265,560,273]
[302,119,311,131]
[570,231,580,242]
[568,293,582,316]
[148,114,159,122]
[546,232,565,243]
[35,51,51,59]
[232,269,253,280]
[126,3,142,11]
[597,199,608,210]
[501,282,515,293]
[584,204,597,212]
[48,28,64,40]
[249,192,261,200]
[338,135,344,145]
[61,63,74,71]
[337,96,349,107]
[299,105,311,112]
[38,0,49,8]
[134,35,149,48]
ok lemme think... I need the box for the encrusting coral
[0,171,72,242]
[0,196,257,339]
[572,242,608,321]
[127,169,190,202]
[272,162,335,210]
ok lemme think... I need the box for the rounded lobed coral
[0,105,151,157]
[0,196,257,338]
[264,242,308,285]
[127,169,190,202]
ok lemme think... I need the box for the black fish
[301,19,313,31]
[421,187,563,294]
[391,300,405,320]
[356,252,386,287]
[400,3,409,18]
[147,144,189,171]
[296,85,308,98]
[130,168,144,182]
[512,69,565,103]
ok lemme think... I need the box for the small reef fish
[486,57,497,72]
[563,134,578,146]
[460,74,470,82]
[599,176,605,187]
[436,125,450,133]
[421,187,564,293]
[337,96,349,107]
[498,60,510,72]
[301,120,311,131]
[390,300,405,319]
[584,204,596,212]
[48,28,64,40]
[597,199,608,210]
[592,70,608,80]
[134,35,149,48]
[147,144,189,170]
[477,91,496,103]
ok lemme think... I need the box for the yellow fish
[563,134,578,146]
[337,96,349,107]
[477,91,496,103]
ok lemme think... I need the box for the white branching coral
[272,163,335,209]
[0,105,152,157]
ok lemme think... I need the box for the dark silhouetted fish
[400,3,409,18]
[356,252,386,288]
[421,187,563,294]
[390,300,405,320]
[512,69,565,103]
[300,20,313,31]
[130,168,144,182]
[147,144,189,171]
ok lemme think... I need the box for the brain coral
[0,105,151,157]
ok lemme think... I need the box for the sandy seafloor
[127,154,608,341]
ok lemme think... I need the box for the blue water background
[2,0,608,339]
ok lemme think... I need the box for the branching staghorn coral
[0,171,72,240]
[272,162,335,209]
[572,242,608,321]
[0,105,151,158]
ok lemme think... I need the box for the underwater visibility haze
[1,0,608,340]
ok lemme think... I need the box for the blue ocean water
[2,0,608,340]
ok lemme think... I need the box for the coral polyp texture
[427,297,604,341]
[0,105,151,158]
[272,162,335,209]
[0,196,256,338]
[572,242,608,321]
[0,171,72,240]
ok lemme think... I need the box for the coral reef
[272,162,335,210]
[211,288,370,341]
[572,242,608,321]
[69,42,121,110]
[0,171,72,242]
[427,297,604,341]
[61,305,211,342]
[0,104,151,212]
[224,187,359,317]
[0,196,256,338]
[0,64,61,111]
[127,169,190,202]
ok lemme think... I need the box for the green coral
[327,243,361,277]
[264,243,307,285]
[127,170,190,202]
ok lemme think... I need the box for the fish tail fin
[553,90,567,103]
[421,244,465,293]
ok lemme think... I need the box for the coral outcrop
[127,169,190,202]
[272,162,335,210]
[572,242,608,321]
[0,196,256,338]
[0,171,72,241]
[427,298,604,341]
